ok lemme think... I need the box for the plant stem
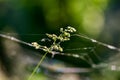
[27,52,48,80]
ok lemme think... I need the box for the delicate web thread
[72,34,120,52]
[0,33,120,67]
[1,31,119,52]
[0,33,96,65]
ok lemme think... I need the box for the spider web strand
[72,34,120,52]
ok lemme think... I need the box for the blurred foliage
[91,70,120,80]
[26,73,47,80]
[0,0,108,37]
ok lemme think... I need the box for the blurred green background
[0,0,109,36]
[0,0,120,80]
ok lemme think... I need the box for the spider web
[0,31,120,69]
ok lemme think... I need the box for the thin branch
[0,34,33,46]
[0,34,44,50]
[1,33,120,66]
[72,34,120,52]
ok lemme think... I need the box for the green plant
[31,26,76,56]
[28,26,76,80]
